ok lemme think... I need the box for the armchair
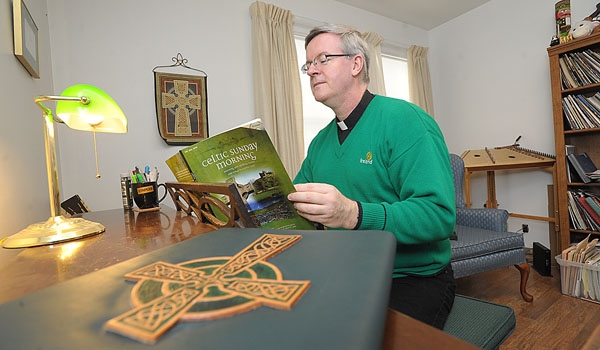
[449,154,533,302]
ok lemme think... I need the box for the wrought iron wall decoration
[153,53,208,145]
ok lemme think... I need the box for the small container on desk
[120,173,133,210]
[556,254,600,304]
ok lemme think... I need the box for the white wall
[430,0,599,247]
[45,0,427,214]
[0,0,54,235]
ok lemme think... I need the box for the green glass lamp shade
[56,84,127,133]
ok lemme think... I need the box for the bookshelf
[548,33,600,253]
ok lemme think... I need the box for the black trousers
[388,264,456,329]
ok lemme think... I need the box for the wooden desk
[383,309,478,349]
[0,208,215,304]
[0,214,395,348]
[0,208,472,348]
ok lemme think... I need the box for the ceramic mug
[131,182,167,209]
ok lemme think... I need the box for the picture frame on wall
[153,54,209,145]
[154,71,208,145]
[13,0,40,79]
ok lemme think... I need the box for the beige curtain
[407,45,435,117]
[362,32,386,96]
[250,1,304,176]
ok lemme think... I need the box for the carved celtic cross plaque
[105,234,310,344]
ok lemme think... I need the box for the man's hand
[287,183,358,229]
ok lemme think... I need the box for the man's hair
[305,24,370,84]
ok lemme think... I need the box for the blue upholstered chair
[449,154,533,302]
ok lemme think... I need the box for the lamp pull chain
[93,131,101,179]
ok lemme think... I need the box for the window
[296,38,408,155]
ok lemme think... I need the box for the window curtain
[407,45,435,117]
[362,32,386,96]
[250,1,304,177]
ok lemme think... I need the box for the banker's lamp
[2,84,127,249]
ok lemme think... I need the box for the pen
[149,167,159,182]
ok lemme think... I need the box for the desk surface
[0,208,475,349]
[0,221,395,349]
[0,208,215,304]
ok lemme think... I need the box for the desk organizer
[165,182,256,228]
[556,255,600,304]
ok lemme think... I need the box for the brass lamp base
[2,215,105,249]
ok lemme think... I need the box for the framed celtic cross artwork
[153,54,208,145]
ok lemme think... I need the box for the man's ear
[350,55,365,78]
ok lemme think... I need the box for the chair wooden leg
[514,263,533,302]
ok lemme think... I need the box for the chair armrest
[456,207,509,232]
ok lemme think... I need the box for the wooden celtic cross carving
[105,234,310,344]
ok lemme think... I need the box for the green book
[170,125,315,230]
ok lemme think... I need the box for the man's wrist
[352,201,363,230]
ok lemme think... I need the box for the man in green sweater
[287,24,457,329]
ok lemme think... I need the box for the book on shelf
[577,152,599,176]
[165,119,315,230]
[588,93,600,113]
[567,191,586,230]
[559,56,579,89]
[559,48,600,90]
[575,95,600,126]
[565,54,593,86]
[564,95,600,129]
[567,153,596,184]
[577,195,600,230]
[566,145,574,183]
[574,52,600,83]
[568,190,600,231]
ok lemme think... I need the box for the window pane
[382,55,409,101]
[296,39,334,155]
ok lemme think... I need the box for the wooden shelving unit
[548,33,600,253]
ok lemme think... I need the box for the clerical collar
[336,90,374,144]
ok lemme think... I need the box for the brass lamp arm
[34,96,89,123]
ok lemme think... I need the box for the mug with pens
[126,165,167,212]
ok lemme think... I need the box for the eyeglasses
[301,53,350,74]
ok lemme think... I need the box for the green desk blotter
[0,228,395,349]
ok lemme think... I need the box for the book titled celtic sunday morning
[166,121,315,230]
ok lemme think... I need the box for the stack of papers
[587,170,600,181]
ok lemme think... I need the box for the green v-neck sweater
[294,95,456,277]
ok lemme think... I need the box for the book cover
[585,196,600,218]
[165,152,195,182]
[577,195,600,228]
[172,126,315,230]
[567,153,592,183]
[575,152,598,174]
